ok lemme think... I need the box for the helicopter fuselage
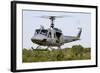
[31,34,64,47]
[31,27,82,47]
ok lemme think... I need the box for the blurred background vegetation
[22,45,91,63]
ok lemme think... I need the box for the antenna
[77,19,81,28]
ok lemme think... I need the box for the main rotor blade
[40,15,72,19]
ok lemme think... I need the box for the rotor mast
[49,16,55,28]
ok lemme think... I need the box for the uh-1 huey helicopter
[31,16,82,51]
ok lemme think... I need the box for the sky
[22,10,91,49]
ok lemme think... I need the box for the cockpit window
[35,29,48,36]
[36,29,40,34]
[56,32,62,40]
[48,32,51,38]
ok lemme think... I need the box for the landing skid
[31,46,62,51]
[31,46,64,59]
[31,46,48,51]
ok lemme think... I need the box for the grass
[22,45,91,63]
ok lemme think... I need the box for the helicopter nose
[31,35,46,42]
[31,36,42,41]
[31,37,40,43]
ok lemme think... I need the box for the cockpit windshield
[35,29,48,36]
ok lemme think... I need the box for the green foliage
[22,45,91,63]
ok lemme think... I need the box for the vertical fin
[77,28,82,38]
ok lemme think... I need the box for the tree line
[22,45,91,63]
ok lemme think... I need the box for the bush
[22,45,91,63]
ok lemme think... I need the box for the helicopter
[31,16,82,50]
